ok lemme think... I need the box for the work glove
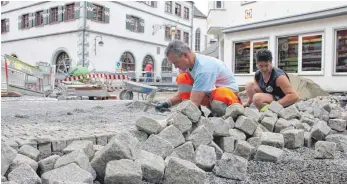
[260,104,270,112]
[155,101,170,113]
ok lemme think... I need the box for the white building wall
[224,15,347,92]
[192,17,208,52]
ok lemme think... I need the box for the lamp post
[94,35,104,55]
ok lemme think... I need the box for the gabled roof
[194,6,207,18]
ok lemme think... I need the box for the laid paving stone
[314,141,336,159]
[18,145,40,161]
[194,145,216,171]
[105,159,142,184]
[176,100,201,123]
[304,132,313,148]
[234,140,256,160]
[282,129,304,149]
[235,116,257,136]
[158,125,185,148]
[278,105,300,120]
[219,137,236,153]
[51,139,67,152]
[310,121,332,141]
[136,116,166,134]
[187,125,213,148]
[255,145,283,162]
[166,111,192,133]
[141,134,174,159]
[38,142,52,156]
[135,150,165,184]
[209,117,233,136]
[41,163,93,184]
[63,140,94,160]
[247,137,260,148]
[261,116,277,132]
[244,108,261,122]
[328,119,347,132]
[274,118,293,133]
[325,134,347,152]
[4,139,19,151]
[8,163,41,184]
[54,150,96,180]
[260,132,284,149]
[228,129,247,140]
[1,142,17,176]
[7,154,38,175]
[174,142,195,162]
[269,101,284,114]
[208,141,224,160]
[224,103,245,120]
[213,153,248,181]
[38,155,60,175]
[163,157,206,184]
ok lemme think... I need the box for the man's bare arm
[276,75,300,107]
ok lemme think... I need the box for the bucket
[339,97,347,108]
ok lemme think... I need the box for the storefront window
[253,41,268,72]
[336,29,347,73]
[301,35,322,72]
[235,42,250,74]
[278,36,298,73]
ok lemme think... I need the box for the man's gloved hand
[155,101,170,113]
[260,104,270,112]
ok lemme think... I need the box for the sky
[193,1,209,16]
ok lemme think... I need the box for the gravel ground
[2,95,347,184]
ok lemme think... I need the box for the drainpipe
[82,1,87,67]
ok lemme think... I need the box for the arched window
[142,55,154,71]
[195,28,201,52]
[55,52,69,73]
[161,58,173,82]
[120,52,135,71]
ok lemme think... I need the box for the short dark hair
[256,49,272,62]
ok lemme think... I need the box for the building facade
[1,1,194,82]
[207,1,347,92]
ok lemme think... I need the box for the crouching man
[155,40,241,117]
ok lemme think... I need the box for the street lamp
[94,35,104,55]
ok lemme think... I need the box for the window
[184,7,189,19]
[335,29,347,73]
[216,1,222,8]
[234,42,251,74]
[165,26,171,40]
[175,30,181,40]
[126,15,144,33]
[1,19,9,33]
[121,52,136,71]
[175,3,181,16]
[278,36,298,73]
[65,3,75,20]
[93,4,104,22]
[143,1,157,7]
[277,33,324,74]
[161,58,173,82]
[1,1,9,6]
[36,11,44,26]
[22,14,30,28]
[50,7,58,23]
[195,28,201,52]
[184,32,189,44]
[165,1,172,13]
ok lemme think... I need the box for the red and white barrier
[57,74,130,83]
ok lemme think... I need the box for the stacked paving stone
[2,99,347,183]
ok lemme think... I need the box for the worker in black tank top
[243,49,300,112]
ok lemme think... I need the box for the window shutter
[86,2,94,20]
[6,19,9,32]
[18,15,22,29]
[74,2,80,19]
[43,9,49,25]
[49,9,52,23]
[140,18,144,33]
[58,6,63,22]
[126,14,130,30]
[104,7,110,23]
[29,13,34,27]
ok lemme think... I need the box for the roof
[222,5,347,33]
[194,6,207,18]
[200,41,219,58]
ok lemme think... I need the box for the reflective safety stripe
[178,84,193,92]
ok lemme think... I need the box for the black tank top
[255,67,289,99]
